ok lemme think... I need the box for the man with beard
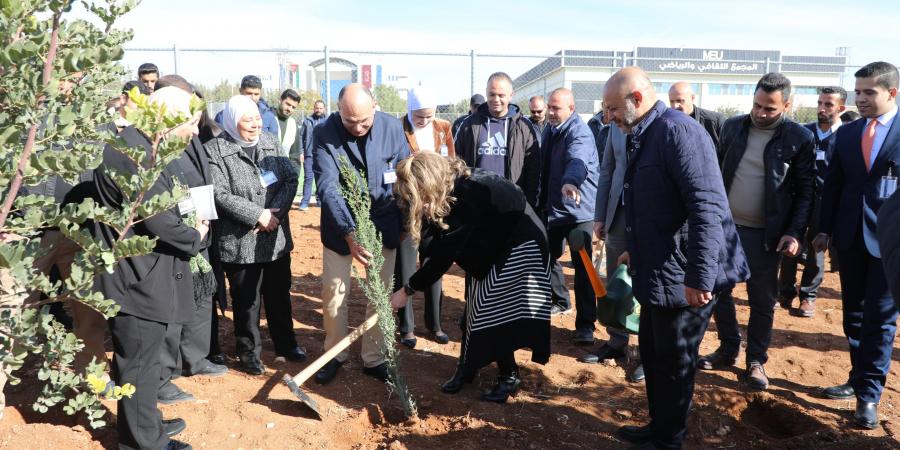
[605,66,748,450]
[298,99,326,210]
[699,73,816,392]
[778,87,846,317]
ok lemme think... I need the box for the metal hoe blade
[283,374,321,419]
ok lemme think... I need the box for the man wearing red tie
[814,61,900,429]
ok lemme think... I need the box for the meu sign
[636,47,780,75]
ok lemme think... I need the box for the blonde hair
[395,152,470,244]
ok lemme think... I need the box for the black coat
[93,126,202,323]
[408,169,547,290]
[691,106,726,149]
[718,115,817,251]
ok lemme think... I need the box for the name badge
[178,198,196,216]
[259,170,278,188]
[440,144,449,157]
[881,167,898,199]
[383,169,397,184]
[816,150,826,161]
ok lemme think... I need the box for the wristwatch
[403,283,415,296]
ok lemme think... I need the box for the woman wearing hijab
[390,152,552,403]
[205,95,303,375]
[93,86,206,450]
[394,86,456,348]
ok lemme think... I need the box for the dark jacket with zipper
[454,103,541,208]
[718,114,816,251]
[690,106,727,148]
[92,126,202,324]
[623,101,749,309]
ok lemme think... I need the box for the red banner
[361,65,372,88]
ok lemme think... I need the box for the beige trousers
[321,247,396,368]
[0,268,28,418]
[32,230,108,372]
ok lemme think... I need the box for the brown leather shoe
[744,361,769,390]
[794,299,815,318]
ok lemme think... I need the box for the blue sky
[74,0,900,103]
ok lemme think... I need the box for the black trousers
[778,196,825,302]
[159,293,214,390]
[549,221,596,332]
[393,237,444,334]
[639,297,716,450]
[109,313,168,450]
[208,258,227,357]
[222,255,296,363]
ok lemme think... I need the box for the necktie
[861,119,878,171]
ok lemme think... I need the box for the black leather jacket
[718,114,816,251]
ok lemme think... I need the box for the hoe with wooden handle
[282,312,379,419]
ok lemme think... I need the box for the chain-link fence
[121,46,862,124]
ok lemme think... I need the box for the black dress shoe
[627,364,645,383]
[164,439,192,450]
[578,344,626,363]
[187,360,227,377]
[855,401,879,429]
[573,329,595,346]
[823,382,855,400]
[239,358,265,376]
[277,347,308,362]
[432,331,450,345]
[158,383,195,405]
[314,359,343,385]
[617,423,652,444]
[441,370,476,394]
[697,346,739,370]
[400,336,417,349]
[481,376,521,403]
[207,353,226,365]
[362,363,391,383]
[163,418,186,437]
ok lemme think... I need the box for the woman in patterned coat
[389,152,552,403]
[205,95,304,375]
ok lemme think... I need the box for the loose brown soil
[2,208,899,449]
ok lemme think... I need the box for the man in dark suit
[668,81,726,147]
[814,61,900,429]
[605,67,749,450]
[312,83,411,384]
[778,86,847,318]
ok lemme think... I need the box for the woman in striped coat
[390,152,552,403]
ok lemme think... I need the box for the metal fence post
[765,57,770,73]
[324,46,331,115]
[173,43,179,74]
[470,49,475,95]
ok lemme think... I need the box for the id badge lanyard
[881,161,898,199]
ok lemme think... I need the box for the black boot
[441,368,476,394]
[481,375,521,403]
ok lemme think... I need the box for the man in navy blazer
[312,83,410,385]
[605,67,749,450]
[814,61,900,429]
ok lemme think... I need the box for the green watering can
[596,264,640,335]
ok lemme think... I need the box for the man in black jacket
[698,73,816,392]
[778,86,847,318]
[451,94,485,138]
[454,72,541,209]
[668,81,726,147]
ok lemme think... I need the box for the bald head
[547,88,575,126]
[668,81,696,115]
[338,83,375,137]
[603,67,657,133]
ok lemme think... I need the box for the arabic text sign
[635,47,778,75]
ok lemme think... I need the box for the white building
[513,47,849,118]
